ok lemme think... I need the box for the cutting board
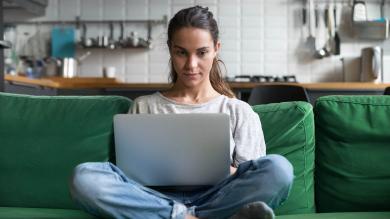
[51,26,75,58]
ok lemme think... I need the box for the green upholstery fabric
[314,96,390,212]
[0,93,131,209]
[276,212,390,219]
[0,207,96,219]
[252,102,315,215]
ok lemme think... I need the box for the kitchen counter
[4,75,390,103]
[5,75,390,90]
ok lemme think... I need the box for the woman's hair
[167,5,235,98]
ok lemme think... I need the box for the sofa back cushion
[0,93,131,209]
[252,102,315,215]
[314,95,390,212]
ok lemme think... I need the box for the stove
[225,75,297,83]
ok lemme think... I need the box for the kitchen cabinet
[3,0,48,16]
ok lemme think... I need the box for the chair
[248,84,310,105]
[384,87,390,95]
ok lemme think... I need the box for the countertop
[5,75,390,90]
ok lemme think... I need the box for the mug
[103,66,116,78]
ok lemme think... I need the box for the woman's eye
[176,50,186,56]
[198,50,208,57]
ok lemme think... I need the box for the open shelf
[353,19,389,40]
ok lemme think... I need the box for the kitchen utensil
[108,22,116,49]
[352,0,367,22]
[327,3,335,54]
[118,22,127,48]
[302,4,306,26]
[315,3,336,59]
[81,24,90,47]
[44,57,58,76]
[333,4,340,55]
[306,0,316,53]
[59,51,91,78]
[129,31,139,47]
[61,57,76,78]
[361,47,383,83]
[315,7,330,59]
[138,37,151,48]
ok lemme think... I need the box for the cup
[103,66,116,78]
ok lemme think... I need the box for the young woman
[70,6,293,219]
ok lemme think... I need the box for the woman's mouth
[184,73,199,79]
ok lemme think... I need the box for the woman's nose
[186,55,198,69]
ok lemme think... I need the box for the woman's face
[170,27,220,88]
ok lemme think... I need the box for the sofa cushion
[314,95,390,212]
[0,207,96,219]
[252,102,315,215]
[0,93,131,209]
[276,212,390,219]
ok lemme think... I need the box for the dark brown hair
[167,5,235,98]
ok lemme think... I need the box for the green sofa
[0,92,389,219]
[255,96,390,219]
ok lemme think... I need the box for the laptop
[113,113,230,187]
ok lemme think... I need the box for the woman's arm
[232,103,266,167]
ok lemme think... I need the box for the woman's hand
[230,166,237,175]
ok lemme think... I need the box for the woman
[70,6,293,219]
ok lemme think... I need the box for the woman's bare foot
[185,214,199,219]
[230,201,274,219]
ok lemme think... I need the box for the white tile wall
[58,0,79,21]
[5,0,390,83]
[103,0,126,20]
[81,0,103,20]
[126,0,148,20]
[150,0,170,20]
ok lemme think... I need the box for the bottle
[130,32,139,47]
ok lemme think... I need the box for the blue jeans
[69,154,293,219]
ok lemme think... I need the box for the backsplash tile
[195,0,217,5]
[5,0,390,83]
[149,63,170,76]
[103,0,125,20]
[126,0,148,20]
[78,50,103,77]
[124,74,148,83]
[81,0,103,20]
[242,63,263,76]
[58,0,80,21]
[150,0,170,20]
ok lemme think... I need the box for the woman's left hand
[230,166,237,175]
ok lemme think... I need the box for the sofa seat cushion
[276,212,390,219]
[252,102,315,215]
[314,96,390,212]
[0,207,96,219]
[0,93,131,209]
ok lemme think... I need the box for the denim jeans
[69,154,293,219]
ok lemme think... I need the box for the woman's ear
[215,41,221,53]
[214,41,221,57]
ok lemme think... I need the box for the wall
[4,0,390,83]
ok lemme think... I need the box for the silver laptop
[113,113,230,187]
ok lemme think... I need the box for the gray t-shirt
[129,92,266,167]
